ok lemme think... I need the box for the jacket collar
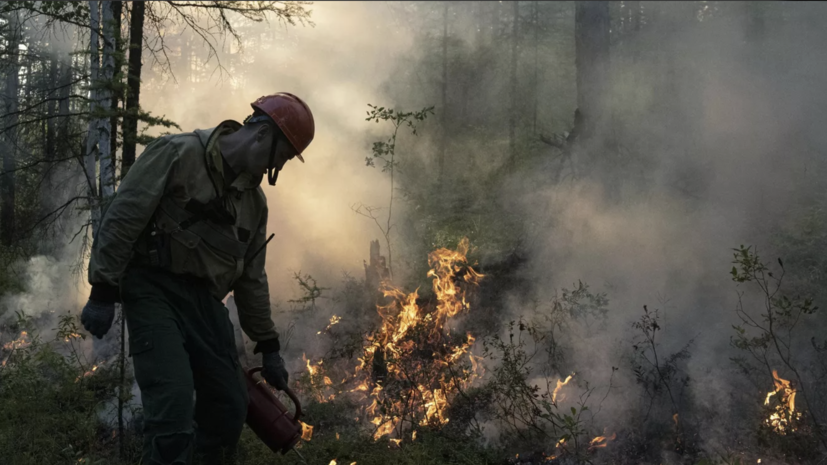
[195,121,263,193]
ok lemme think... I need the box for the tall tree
[108,1,121,180]
[45,57,58,162]
[98,0,116,202]
[574,1,610,139]
[532,0,538,134]
[439,1,448,180]
[1,11,21,245]
[628,1,641,32]
[121,0,143,178]
[508,0,519,162]
[85,0,101,234]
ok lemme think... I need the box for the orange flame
[552,374,574,404]
[764,370,800,434]
[304,238,484,442]
[544,438,567,461]
[3,331,30,351]
[318,315,342,335]
[589,432,617,450]
[300,421,314,441]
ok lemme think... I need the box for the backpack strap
[158,197,248,259]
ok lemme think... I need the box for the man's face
[246,123,275,176]
[244,123,297,186]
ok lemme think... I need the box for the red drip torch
[244,366,307,460]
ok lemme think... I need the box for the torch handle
[247,366,303,422]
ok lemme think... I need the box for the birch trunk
[86,1,101,235]
[99,0,116,203]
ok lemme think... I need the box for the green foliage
[364,104,434,172]
[729,245,826,456]
[630,306,692,419]
[477,318,603,463]
[0,313,138,465]
[358,103,434,279]
[1,1,89,24]
[730,245,818,357]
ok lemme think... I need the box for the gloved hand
[262,351,289,391]
[80,299,116,339]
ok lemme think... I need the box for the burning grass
[299,238,485,442]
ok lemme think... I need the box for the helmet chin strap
[266,134,279,186]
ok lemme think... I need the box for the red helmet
[251,93,315,163]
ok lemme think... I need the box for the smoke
[494,1,827,455]
[4,1,827,458]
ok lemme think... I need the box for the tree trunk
[532,0,538,134]
[99,1,116,203]
[438,1,448,180]
[109,1,122,181]
[1,12,21,246]
[628,1,641,32]
[474,1,484,46]
[508,0,519,162]
[122,0,145,178]
[46,58,58,161]
[57,54,72,156]
[744,1,765,45]
[574,1,610,139]
[86,1,101,235]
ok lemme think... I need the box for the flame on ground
[543,438,567,461]
[304,238,484,441]
[318,315,342,335]
[75,362,104,382]
[764,370,800,434]
[300,421,313,441]
[588,432,617,450]
[2,331,31,351]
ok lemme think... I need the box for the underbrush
[0,312,142,465]
[238,399,499,465]
[1,238,825,464]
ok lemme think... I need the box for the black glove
[261,351,289,391]
[80,299,116,339]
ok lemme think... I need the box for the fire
[552,374,574,404]
[75,363,104,382]
[318,315,342,335]
[588,432,616,450]
[305,238,484,441]
[300,421,314,441]
[2,331,31,351]
[544,438,566,461]
[329,460,337,465]
[764,370,800,434]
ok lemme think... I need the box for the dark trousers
[121,266,248,465]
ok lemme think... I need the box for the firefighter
[79,93,315,464]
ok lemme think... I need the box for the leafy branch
[360,103,434,280]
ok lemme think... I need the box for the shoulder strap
[159,198,248,259]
